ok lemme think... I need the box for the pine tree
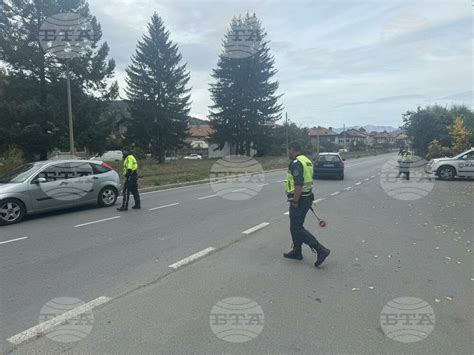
[209,13,283,156]
[0,0,117,158]
[125,13,191,163]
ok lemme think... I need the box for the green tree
[402,105,461,156]
[449,117,471,155]
[125,13,191,163]
[0,0,117,158]
[209,13,283,156]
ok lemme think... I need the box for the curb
[136,167,287,194]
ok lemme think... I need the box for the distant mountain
[332,125,398,133]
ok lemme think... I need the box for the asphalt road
[1,153,472,354]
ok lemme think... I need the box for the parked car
[313,152,345,180]
[425,147,474,180]
[0,160,120,225]
[90,150,123,162]
[183,154,202,160]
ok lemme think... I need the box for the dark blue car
[313,153,345,180]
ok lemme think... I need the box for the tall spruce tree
[209,13,283,156]
[125,13,191,163]
[0,0,118,159]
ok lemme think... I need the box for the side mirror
[34,177,47,184]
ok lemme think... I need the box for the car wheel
[437,166,456,181]
[0,199,26,226]
[98,187,118,207]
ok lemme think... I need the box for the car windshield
[0,163,36,183]
[318,155,340,162]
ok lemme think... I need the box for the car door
[457,151,474,177]
[29,162,77,211]
[68,161,96,203]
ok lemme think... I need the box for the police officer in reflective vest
[117,147,141,211]
[284,142,330,267]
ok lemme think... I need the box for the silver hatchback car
[0,160,121,225]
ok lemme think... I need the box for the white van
[91,150,123,162]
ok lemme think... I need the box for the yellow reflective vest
[123,154,138,176]
[285,155,313,196]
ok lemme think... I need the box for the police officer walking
[117,147,141,211]
[284,142,330,268]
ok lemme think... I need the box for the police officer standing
[284,142,330,268]
[117,147,141,211]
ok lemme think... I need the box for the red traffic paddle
[310,207,327,228]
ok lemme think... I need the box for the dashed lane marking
[330,191,340,196]
[74,216,121,228]
[0,236,28,245]
[7,296,112,345]
[198,194,218,200]
[242,222,270,235]
[168,247,217,269]
[149,203,180,211]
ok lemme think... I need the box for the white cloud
[88,0,473,128]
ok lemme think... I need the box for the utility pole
[285,112,289,156]
[343,123,346,151]
[66,59,75,156]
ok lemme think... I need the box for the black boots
[116,207,128,211]
[283,246,303,260]
[132,205,141,209]
[308,240,331,268]
[314,246,331,267]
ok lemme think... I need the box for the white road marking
[231,188,247,193]
[314,198,325,204]
[283,211,289,215]
[258,183,269,187]
[168,247,216,269]
[277,179,286,183]
[355,182,362,186]
[74,216,120,228]
[364,178,370,181]
[7,296,112,345]
[330,191,340,196]
[0,236,28,245]
[198,194,218,200]
[344,187,352,191]
[242,222,270,235]
[149,202,180,211]
[371,175,376,178]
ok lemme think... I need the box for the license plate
[323,164,334,167]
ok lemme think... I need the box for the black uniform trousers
[121,172,141,209]
[289,194,323,252]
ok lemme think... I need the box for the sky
[88,0,473,129]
